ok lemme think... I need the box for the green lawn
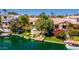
[20,32,30,36]
[71,36,79,41]
[12,32,64,44]
[45,36,64,44]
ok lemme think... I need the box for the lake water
[0,35,67,50]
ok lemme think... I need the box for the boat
[65,44,79,50]
[64,40,79,50]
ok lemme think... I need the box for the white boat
[65,44,79,50]
[65,40,79,50]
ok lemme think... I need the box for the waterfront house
[0,15,20,34]
[0,14,79,35]
[66,16,79,29]
[51,16,79,30]
[29,15,79,35]
[29,16,38,25]
[29,16,39,34]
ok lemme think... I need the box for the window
[62,25,66,29]
[30,22,33,24]
[3,22,4,24]
[5,22,7,25]
[55,25,59,28]
[4,16,7,19]
[4,27,6,29]
[7,27,10,29]
[9,22,10,24]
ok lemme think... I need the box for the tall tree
[18,15,30,32]
[19,15,29,25]
[10,19,18,33]
[35,12,54,33]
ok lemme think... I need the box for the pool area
[0,35,67,50]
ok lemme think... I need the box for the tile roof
[52,18,79,24]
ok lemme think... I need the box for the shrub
[11,28,17,33]
[68,29,79,36]
[57,31,66,40]
[0,30,3,34]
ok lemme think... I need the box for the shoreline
[44,40,64,44]
[12,34,64,45]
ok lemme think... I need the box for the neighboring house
[29,15,79,35]
[51,18,69,31]
[29,16,38,25]
[0,15,20,34]
[31,26,39,34]
[29,16,39,34]
[51,16,79,30]
[0,14,78,35]
[65,15,79,24]
[0,15,11,34]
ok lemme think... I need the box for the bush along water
[56,31,66,40]
[0,30,3,34]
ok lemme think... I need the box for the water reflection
[0,35,67,50]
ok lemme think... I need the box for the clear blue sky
[0,9,79,16]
